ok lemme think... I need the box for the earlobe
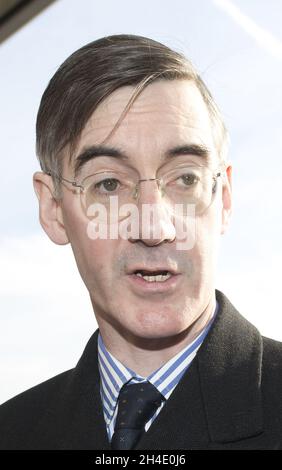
[33,172,69,245]
[221,165,233,235]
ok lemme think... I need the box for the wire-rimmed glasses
[46,163,225,223]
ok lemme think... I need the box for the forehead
[73,79,215,164]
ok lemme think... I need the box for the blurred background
[0,0,281,404]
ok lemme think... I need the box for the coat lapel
[55,330,111,450]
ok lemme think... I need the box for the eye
[178,172,199,187]
[95,178,120,193]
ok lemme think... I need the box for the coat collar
[197,289,263,443]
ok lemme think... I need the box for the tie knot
[115,381,165,430]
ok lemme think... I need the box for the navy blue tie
[111,381,165,450]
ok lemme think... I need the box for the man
[0,34,282,450]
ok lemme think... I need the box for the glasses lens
[162,165,217,214]
[82,171,135,223]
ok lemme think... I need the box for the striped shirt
[98,300,218,442]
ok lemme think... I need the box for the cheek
[188,209,221,280]
[76,237,118,291]
[62,204,117,289]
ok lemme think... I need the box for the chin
[131,308,187,337]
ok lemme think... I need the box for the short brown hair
[36,34,229,195]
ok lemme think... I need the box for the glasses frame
[46,162,226,202]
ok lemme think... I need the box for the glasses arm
[46,171,83,189]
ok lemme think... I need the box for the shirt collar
[98,300,218,427]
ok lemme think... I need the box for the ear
[33,172,69,245]
[221,164,232,235]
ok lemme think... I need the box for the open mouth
[133,270,173,283]
[127,266,181,293]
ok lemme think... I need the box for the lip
[126,272,182,294]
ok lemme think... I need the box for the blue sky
[0,0,282,404]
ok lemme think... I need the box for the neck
[96,295,216,377]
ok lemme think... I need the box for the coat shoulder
[0,369,74,449]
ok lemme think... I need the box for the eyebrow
[73,143,211,178]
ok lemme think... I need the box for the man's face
[38,79,232,344]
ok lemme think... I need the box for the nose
[128,179,176,246]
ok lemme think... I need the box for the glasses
[47,163,225,222]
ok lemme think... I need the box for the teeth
[136,272,172,282]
